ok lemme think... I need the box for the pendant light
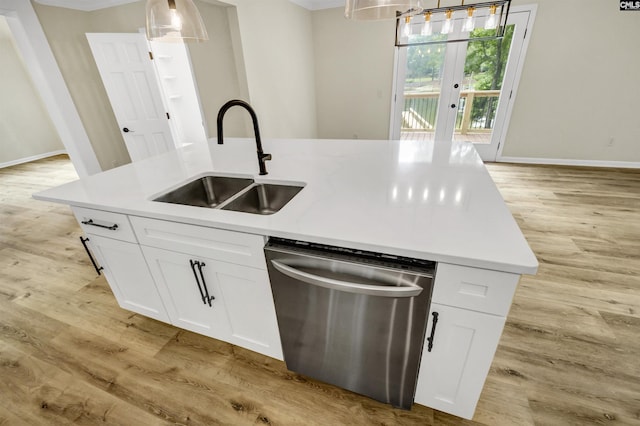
[462,7,475,32]
[394,1,511,47]
[421,11,432,36]
[345,0,423,20]
[403,15,412,37]
[484,4,498,30]
[146,0,209,42]
[440,9,453,34]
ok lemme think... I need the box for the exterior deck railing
[402,90,501,134]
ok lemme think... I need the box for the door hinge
[166,112,170,119]
[509,90,513,100]
[497,141,501,151]
[524,28,527,39]
[149,51,154,60]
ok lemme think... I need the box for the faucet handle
[262,153,272,161]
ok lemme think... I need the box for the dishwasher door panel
[265,246,433,409]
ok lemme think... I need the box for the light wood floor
[1,155,639,425]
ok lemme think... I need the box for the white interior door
[87,33,175,162]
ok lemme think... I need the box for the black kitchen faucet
[216,99,272,175]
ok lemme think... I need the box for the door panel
[85,234,169,323]
[142,246,231,340]
[216,263,283,359]
[87,33,174,162]
[414,303,506,419]
[393,10,533,161]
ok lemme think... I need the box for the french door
[391,8,534,161]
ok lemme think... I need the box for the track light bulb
[441,10,453,34]
[485,4,498,30]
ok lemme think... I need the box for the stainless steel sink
[222,183,303,215]
[154,175,254,208]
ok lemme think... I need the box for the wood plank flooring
[1,155,639,425]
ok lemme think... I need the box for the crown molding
[34,0,140,12]
[34,0,345,12]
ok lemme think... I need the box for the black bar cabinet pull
[81,219,118,231]
[79,236,103,276]
[196,261,215,306]
[189,260,214,307]
[190,259,208,305]
[426,311,439,352]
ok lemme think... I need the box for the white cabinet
[414,262,520,419]
[141,247,232,340]
[131,217,283,360]
[414,303,505,419]
[72,206,170,323]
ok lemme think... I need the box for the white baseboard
[498,156,640,169]
[0,150,67,169]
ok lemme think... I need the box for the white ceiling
[34,0,345,12]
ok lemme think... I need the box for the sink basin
[222,183,303,215]
[154,175,254,208]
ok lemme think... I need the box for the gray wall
[0,15,64,166]
[312,8,394,140]
[29,0,640,167]
[503,0,640,162]
[33,0,245,170]
[311,2,640,163]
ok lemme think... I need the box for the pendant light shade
[146,0,208,42]
[345,0,423,20]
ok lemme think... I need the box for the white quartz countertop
[34,138,538,274]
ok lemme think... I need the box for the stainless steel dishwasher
[265,237,435,409]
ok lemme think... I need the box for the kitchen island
[34,138,537,419]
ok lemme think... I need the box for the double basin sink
[153,175,303,215]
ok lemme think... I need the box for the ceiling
[34,0,346,12]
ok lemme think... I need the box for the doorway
[390,7,536,161]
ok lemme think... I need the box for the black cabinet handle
[426,311,439,352]
[196,261,214,306]
[81,219,118,231]
[79,236,103,276]
[189,260,214,307]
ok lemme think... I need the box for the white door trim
[494,4,537,161]
[0,1,101,176]
[389,4,538,162]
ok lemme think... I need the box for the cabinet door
[216,263,283,360]
[141,246,232,342]
[142,246,283,360]
[414,303,505,419]
[85,234,169,323]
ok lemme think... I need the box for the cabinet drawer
[130,216,267,269]
[72,206,137,243]
[432,263,520,316]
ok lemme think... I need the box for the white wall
[1,0,100,176]
[503,0,640,163]
[312,7,394,140]
[0,15,64,166]
[311,2,640,164]
[222,0,318,139]
[33,1,244,169]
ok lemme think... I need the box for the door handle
[189,259,214,307]
[81,219,118,231]
[122,127,133,133]
[270,260,423,298]
[426,311,439,352]
[79,236,103,276]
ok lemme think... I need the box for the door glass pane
[401,42,447,142]
[453,24,515,144]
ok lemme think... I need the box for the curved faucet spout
[216,99,271,175]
